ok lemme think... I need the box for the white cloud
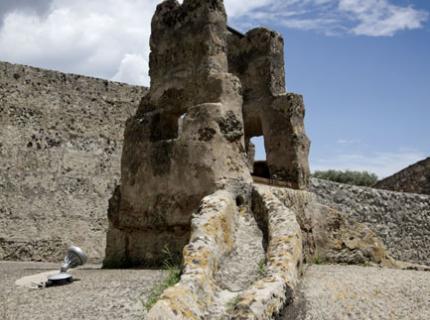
[227,0,428,36]
[339,0,429,36]
[0,0,427,88]
[112,53,149,85]
[0,0,158,86]
[336,139,361,145]
[312,150,426,178]
[225,0,273,17]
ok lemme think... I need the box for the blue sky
[231,0,430,177]
[0,0,428,177]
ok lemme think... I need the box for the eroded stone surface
[105,0,311,268]
[230,185,304,319]
[261,184,400,268]
[147,190,238,319]
[311,178,430,266]
[0,61,146,262]
[215,206,265,292]
[228,28,310,189]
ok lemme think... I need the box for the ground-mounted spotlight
[47,245,87,286]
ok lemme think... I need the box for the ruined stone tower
[104,0,310,268]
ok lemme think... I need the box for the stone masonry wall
[311,178,430,266]
[0,61,146,262]
[375,157,430,195]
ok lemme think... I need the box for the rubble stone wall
[0,61,146,262]
[375,157,430,195]
[311,178,430,265]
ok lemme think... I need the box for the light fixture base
[47,272,73,286]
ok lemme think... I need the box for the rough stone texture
[311,178,430,266]
[228,28,310,189]
[0,261,166,320]
[147,184,309,319]
[264,183,398,268]
[147,190,237,319]
[283,264,430,320]
[215,206,265,292]
[0,61,146,262]
[105,0,311,268]
[231,185,303,320]
[105,0,254,268]
[309,204,397,267]
[375,157,430,195]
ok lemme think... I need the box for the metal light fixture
[47,245,87,286]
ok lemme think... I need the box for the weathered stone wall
[0,61,146,262]
[311,178,430,265]
[375,157,430,195]
[227,29,310,189]
[104,0,253,268]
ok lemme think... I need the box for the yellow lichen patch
[183,246,211,270]
[157,287,201,320]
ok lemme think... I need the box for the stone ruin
[104,0,310,268]
[102,1,420,318]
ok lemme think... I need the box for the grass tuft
[142,246,182,311]
[225,295,241,312]
[257,258,266,277]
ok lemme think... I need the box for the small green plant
[312,254,326,265]
[144,267,181,310]
[143,246,182,311]
[225,295,241,312]
[257,258,266,277]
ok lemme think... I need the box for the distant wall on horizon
[374,157,430,196]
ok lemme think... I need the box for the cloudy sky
[0,0,429,177]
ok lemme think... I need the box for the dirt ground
[2,261,430,320]
[283,264,430,320]
[0,261,165,320]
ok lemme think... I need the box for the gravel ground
[3,262,429,320]
[283,264,430,320]
[0,261,165,320]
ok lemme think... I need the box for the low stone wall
[147,186,308,319]
[0,61,146,262]
[311,178,430,266]
[147,190,236,319]
[232,185,303,319]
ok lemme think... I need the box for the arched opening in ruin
[249,136,271,180]
[245,127,271,181]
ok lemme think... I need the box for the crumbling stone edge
[231,186,303,319]
[147,186,304,319]
[147,190,236,319]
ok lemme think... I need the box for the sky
[0,0,428,178]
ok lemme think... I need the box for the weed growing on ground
[257,258,266,277]
[142,246,182,311]
[225,295,241,312]
[312,254,327,265]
